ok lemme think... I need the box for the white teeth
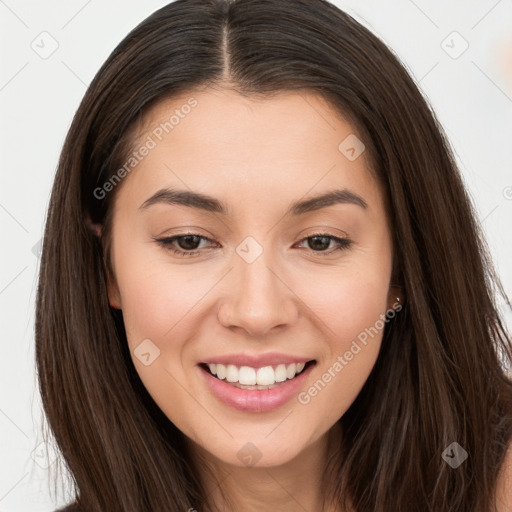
[205,361,309,386]
[256,366,275,386]
[216,364,226,380]
[226,364,238,383]
[239,366,257,385]
[286,363,297,379]
[274,364,287,382]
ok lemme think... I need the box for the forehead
[135,88,359,157]
[116,88,383,217]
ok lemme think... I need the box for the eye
[154,233,216,257]
[294,233,353,255]
[154,231,353,258]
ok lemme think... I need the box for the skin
[105,88,400,512]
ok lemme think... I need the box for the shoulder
[495,439,512,512]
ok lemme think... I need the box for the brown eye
[295,233,352,255]
[306,235,332,251]
[175,235,203,251]
[154,233,214,257]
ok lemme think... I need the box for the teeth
[226,364,238,383]
[286,363,297,379]
[239,366,257,385]
[216,364,226,380]
[275,364,287,382]
[205,361,308,386]
[256,366,274,386]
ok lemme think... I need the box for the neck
[188,422,346,512]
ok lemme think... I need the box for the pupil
[309,236,330,251]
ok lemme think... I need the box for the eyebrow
[139,187,368,215]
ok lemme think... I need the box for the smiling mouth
[199,360,316,390]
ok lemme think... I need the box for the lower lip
[199,363,315,412]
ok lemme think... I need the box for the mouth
[198,359,317,412]
[199,360,316,390]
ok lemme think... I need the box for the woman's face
[106,88,395,468]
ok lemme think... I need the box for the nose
[217,251,298,337]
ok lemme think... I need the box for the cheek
[296,257,390,351]
[315,274,387,329]
[112,252,209,432]
[294,264,390,418]
[114,251,217,345]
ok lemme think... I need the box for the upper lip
[199,352,314,368]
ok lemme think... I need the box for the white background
[0,0,511,510]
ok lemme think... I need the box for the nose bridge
[217,238,296,335]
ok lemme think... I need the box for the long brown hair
[35,0,512,510]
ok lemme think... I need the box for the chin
[196,430,314,470]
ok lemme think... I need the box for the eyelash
[154,232,353,258]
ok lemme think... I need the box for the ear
[106,269,122,309]
[85,216,103,238]
[387,284,404,310]
[388,255,403,310]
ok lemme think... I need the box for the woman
[36,0,512,510]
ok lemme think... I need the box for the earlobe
[106,270,122,309]
[85,216,103,238]
[387,284,404,310]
